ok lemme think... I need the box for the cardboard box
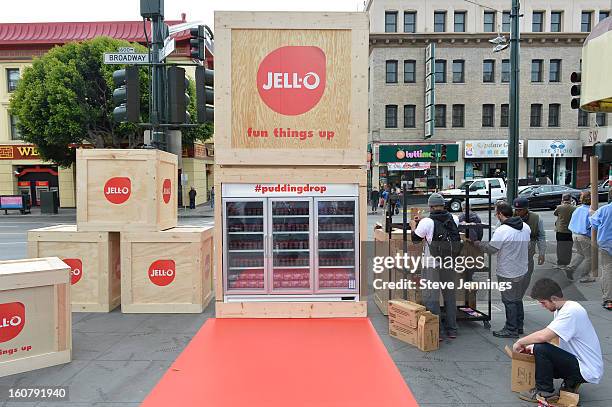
[537,391,579,407]
[388,300,426,329]
[76,149,178,232]
[504,346,536,393]
[417,311,439,352]
[121,226,214,313]
[0,257,71,378]
[389,321,418,346]
[27,225,120,312]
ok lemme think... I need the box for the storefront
[464,139,524,179]
[378,144,459,192]
[526,140,582,187]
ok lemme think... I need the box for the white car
[440,178,506,212]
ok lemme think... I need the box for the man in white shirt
[513,278,604,403]
[473,201,531,338]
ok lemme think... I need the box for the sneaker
[565,268,575,281]
[492,328,519,338]
[447,331,457,339]
[579,277,596,283]
[518,388,557,403]
[518,328,524,335]
[560,381,582,393]
[603,300,612,311]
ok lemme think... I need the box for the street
[0,210,610,406]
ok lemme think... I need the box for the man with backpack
[472,201,531,338]
[410,193,461,339]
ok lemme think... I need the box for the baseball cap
[512,197,529,210]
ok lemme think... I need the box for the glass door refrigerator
[222,184,359,302]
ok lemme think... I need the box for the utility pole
[150,14,166,150]
[507,0,521,203]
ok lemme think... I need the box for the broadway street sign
[103,53,150,64]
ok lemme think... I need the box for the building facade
[367,0,610,192]
[0,17,214,208]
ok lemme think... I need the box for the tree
[9,37,213,167]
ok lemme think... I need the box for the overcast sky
[3,0,366,27]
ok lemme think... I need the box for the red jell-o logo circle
[0,302,25,343]
[148,260,175,286]
[63,258,83,285]
[104,177,131,204]
[162,178,172,204]
[257,46,326,116]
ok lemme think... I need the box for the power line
[463,0,502,13]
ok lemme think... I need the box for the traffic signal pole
[150,14,166,150]
[507,0,520,204]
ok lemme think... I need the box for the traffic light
[594,141,612,163]
[195,65,214,123]
[189,25,205,61]
[112,66,140,123]
[570,71,582,110]
[167,66,190,124]
[439,144,448,162]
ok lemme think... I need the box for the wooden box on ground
[121,226,214,313]
[0,257,71,378]
[388,302,439,352]
[76,149,177,232]
[27,225,120,312]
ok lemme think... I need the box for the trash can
[40,190,58,214]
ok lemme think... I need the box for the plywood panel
[0,257,71,378]
[215,300,367,318]
[121,226,214,313]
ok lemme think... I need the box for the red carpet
[143,318,418,407]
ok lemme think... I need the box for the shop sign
[464,140,524,158]
[387,162,431,171]
[580,127,612,146]
[527,140,582,158]
[222,183,358,198]
[35,181,48,187]
[378,144,459,163]
[0,145,41,160]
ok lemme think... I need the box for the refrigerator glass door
[224,199,267,293]
[269,199,313,293]
[315,198,358,293]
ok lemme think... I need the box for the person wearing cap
[568,192,594,283]
[589,202,612,310]
[554,194,576,270]
[410,193,460,340]
[513,197,547,300]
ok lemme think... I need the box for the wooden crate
[0,257,71,378]
[76,149,177,232]
[121,226,214,313]
[27,225,120,312]
[214,12,368,166]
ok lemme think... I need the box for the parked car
[518,185,581,209]
[440,178,506,212]
[583,179,610,203]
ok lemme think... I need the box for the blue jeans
[534,342,585,393]
[498,274,528,333]
[422,267,457,335]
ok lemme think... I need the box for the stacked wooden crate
[27,149,213,313]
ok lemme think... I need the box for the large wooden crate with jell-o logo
[0,257,71,378]
[120,226,214,313]
[76,149,177,232]
[27,225,121,312]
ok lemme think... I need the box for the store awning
[387,162,431,171]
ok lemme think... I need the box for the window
[530,104,543,127]
[385,105,398,128]
[434,11,446,32]
[581,11,592,32]
[435,60,446,83]
[403,105,416,128]
[452,104,465,127]
[435,104,446,127]
[483,60,495,83]
[10,115,21,140]
[596,112,607,126]
[454,11,466,32]
[482,104,494,127]
[404,60,416,83]
[500,104,509,127]
[385,11,398,32]
[531,59,543,82]
[578,110,590,127]
[489,179,502,189]
[549,59,561,82]
[386,60,398,83]
[532,11,544,32]
[470,180,486,191]
[551,11,562,32]
[548,104,560,127]
[452,60,465,83]
[599,11,609,22]
[502,11,511,32]
[404,11,416,33]
[501,59,510,82]
[7,69,19,92]
[484,11,495,32]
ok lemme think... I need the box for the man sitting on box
[512,278,603,403]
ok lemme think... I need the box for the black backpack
[429,214,463,258]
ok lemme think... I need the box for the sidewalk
[178,203,214,218]
[1,204,214,219]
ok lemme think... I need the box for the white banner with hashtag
[222,183,358,198]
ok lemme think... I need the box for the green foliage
[183,77,214,145]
